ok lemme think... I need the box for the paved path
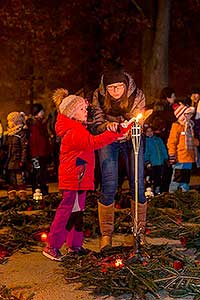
[0,234,195,300]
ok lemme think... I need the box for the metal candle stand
[131,119,143,261]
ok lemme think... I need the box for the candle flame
[41,232,48,242]
[136,113,143,122]
[114,258,124,268]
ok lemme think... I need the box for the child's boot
[8,189,17,200]
[18,189,27,200]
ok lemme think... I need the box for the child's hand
[194,138,200,146]
[119,122,133,134]
[145,162,152,169]
[169,154,176,165]
[106,122,119,132]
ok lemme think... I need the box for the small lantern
[145,187,154,199]
[33,189,43,202]
[173,260,183,270]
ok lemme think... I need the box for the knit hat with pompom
[173,103,195,123]
[7,112,25,127]
[52,88,86,118]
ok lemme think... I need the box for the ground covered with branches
[1,190,200,299]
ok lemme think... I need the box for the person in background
[47,108,60,179]
[88,61,146,251]
[144,87,177,193]
[4,112,28,200]
[190,88,200,169]
[0,119,5,182]
[29,103,50,195]
[144,126,168,195]
[145,87,177,144]
[190,87,200,108]
[42,88,131,261]
[167,103,199,192]
[0,119,3,147]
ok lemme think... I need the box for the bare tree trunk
[142,0,171,105]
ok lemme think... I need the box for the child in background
[29,103,50,195]
[42,88,131,261]
[167,103,198,192]
[144,126,168,195]
[4,112,28,200]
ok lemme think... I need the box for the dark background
[0,0,199,124]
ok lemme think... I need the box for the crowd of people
[0,62,200,261]
[0,104,52,200]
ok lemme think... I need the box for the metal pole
[131,121,142,256]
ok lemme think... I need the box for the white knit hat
[7,112,25,127]
[59,95,86,118]
[52,88,86,119]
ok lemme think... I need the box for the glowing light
[41,232,48,242]
[33,230,48,242]
[136,113,143,122]
[114,258,124,268]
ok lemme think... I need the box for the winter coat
[194,118,200,140]
[29,118,50,158]
[89,73,145,136]
[5,129,28,170]
[167,122,195,163]
[56,114,126,191]
[144,135,168,166]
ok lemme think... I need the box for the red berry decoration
[180,236,188,247]
[0,244,8,258]
[84,228,91,238]
[145,228,151,235]
[142,260,148,266]
[173,260,183,270]
[115,203,121,209]
[176,218,182,224]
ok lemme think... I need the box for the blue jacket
[144,135,168,166]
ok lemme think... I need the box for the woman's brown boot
[98,202,114,251]
[18,190,27,200]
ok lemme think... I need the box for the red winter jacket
[56,114,126,191]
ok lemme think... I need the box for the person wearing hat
[167,102,199,192]
[88,62,146,251]
[42,88,131,261]
[29,103,50,195]
[144,87,178,193]
[190,88,200,168]
[190,87,200,108]
[4,111,28,200]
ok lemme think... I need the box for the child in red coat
[43,89,130,261]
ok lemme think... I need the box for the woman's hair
[159,87,175,100]
[103,86,128,113]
